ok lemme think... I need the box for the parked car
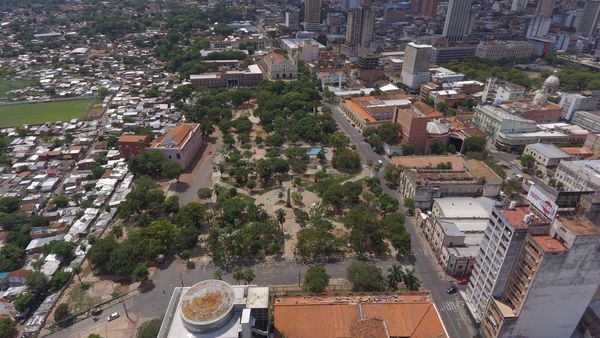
[91,307,102,315]
[351,144,357,149]
[446,286,458,294]
[107,312,120,321]
[457,278,469,285]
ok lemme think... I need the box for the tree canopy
[347,261,385,292]
[304,265,329,293]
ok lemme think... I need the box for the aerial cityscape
[0,0,599,337]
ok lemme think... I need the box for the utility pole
[111,282,131,321]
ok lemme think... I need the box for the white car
[107,312,120,321]
[377,160,383,165]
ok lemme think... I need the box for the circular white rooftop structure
[544,75,560,89]
[179,279,235,332]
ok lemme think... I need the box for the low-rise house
[117,134,151,159]
[7,269,32,287]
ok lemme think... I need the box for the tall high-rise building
[410,0,422,14]
[578,0,600,37]
[533,0,554,17]
[510,0,527,12]
[304,0,321,32]
[527,0,555,37]
[327,12,344,34]
[527,16,552,38]
[421,0,438,17]
[480,215,600,338]
[465,205,552,322]
[285,11,300,31]
[344,0,374,57]
[443,0,473,42]
[400,42,432,91]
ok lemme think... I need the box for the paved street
[326,102,478,338]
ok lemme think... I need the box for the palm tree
[276,209,286,230]
[402,268,421,291]
[387,265,402,291]
[72,265,82,283]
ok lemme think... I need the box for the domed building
[542,74,560,96]
[533,90,547,106]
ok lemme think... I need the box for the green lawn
[0,99,92,127]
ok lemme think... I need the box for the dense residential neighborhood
[0,1,599,338]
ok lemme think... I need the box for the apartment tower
[344,0,374,57]
[304,0,321,32]
[481,215,600,337]
[421,0,438,17]
[527,0,555,37]
[578,0,600,37]
[411,0,438,17]
[464,205,552,322]
[401,42,432,91]
[443,0,473,42]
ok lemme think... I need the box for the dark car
[446,286,458,294]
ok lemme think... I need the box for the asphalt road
[326,102,477,338]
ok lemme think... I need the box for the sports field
[0,99,92,127]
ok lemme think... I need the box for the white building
[147,123,203,169]
[555,159,600,192]
[559,91,600,121]
[280,38,325,62]
[476,40,534,61]
[158,280,269,338]
[422,197,497,277]
[401,42,432,91]
[481,78,526,104]
[522,143,571,168]
[259,53,298,80]
[473,105,538,138]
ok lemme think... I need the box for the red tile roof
[274,294,446,338]
[151,124,196,148]
[531,235,568,253]
[118,134,150,144]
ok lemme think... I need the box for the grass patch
[68,284,102,313]
[0,99,93,127]
[0,78,37,97]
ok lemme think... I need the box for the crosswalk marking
[411,248,432,257]
[439,300,461,312]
